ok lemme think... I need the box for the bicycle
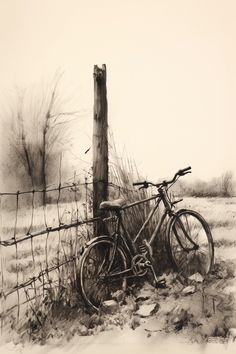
[78,166,214,312]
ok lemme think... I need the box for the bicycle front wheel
[166,209,214,278]
[78,237,127,312]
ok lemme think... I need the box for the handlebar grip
[133,181,146,186]
[178,166,191,175]
[182,166,191,172]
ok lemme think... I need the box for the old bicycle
[78,166,214,311]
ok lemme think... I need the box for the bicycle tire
[166,209,214,278]
[78,236,127,312]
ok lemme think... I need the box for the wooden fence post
[93,64,108,235]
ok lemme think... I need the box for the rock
[182,285,196,295]
[136,303,159,318]
[144,317,165,332]
[88,313,102,328]
[112,290,125,303]
[136,289,154,302]
[218,269,228,279]
[168,305,190,331]
[130,316,141,330]
[142,282,156,291]
[123,295,138,312]
[214,326,226,337]
[136,282,156,302]
[228,328,236,341]
[100,300,119,314]
[188,273,204,283]
[193,320,216,338]
[79,325,89,336]
[162,272,177,285]
[224,285,236,295]
[159,290,169,298]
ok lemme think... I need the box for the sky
[0,0,235,184]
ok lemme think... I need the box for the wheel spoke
[185,214,191,236]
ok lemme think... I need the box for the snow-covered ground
[1,197,236,353]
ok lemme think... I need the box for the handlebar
[133,181,149,187]
[178,166,191,176]
[133,166,192,189]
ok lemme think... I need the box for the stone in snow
[136,289,155,302]
[182,285,196,295]
[167,305,190,331]
[188,273,204,283]
[100,299,119,314]
[136,282,156,301]
[130,316,141,330]
[136,303,159,318]
[79,325,89,336]
[112,289,125,303]
[229,328,236,341]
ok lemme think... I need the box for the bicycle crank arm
[145,261,167,288]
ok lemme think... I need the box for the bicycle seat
[99,198,126,210]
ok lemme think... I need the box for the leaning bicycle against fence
[78,166,214,312]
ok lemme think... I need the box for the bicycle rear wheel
[78,237,127,312]
[166,209,214,278]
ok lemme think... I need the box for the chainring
[131,254,148,276]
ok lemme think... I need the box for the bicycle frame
[79,166,216,311]
[113,186,175,259]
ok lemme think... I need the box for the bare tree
[9,90,35,188]
[221,171,234,197]
[6,73,80,203]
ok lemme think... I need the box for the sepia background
[0,0,235,187]
[0,1,236,353]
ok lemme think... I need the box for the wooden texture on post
[93,64,108,235]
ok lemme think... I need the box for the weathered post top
[93,64,107,84]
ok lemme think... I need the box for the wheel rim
[169,212,213,277]
[79,239,127,311]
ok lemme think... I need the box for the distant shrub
[176,171,235,198]
[220,171,234,197]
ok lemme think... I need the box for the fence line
[0,176,148,331]
[0,180,141,197]
[0,182,92,196]
[0,216,114,247]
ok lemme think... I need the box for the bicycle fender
[85,235,113,247]
[166,208,210,239]
[165,209,196,267]
[166,209,193,240]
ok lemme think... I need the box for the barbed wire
[0,182,92,196]
[0,180,142,197]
